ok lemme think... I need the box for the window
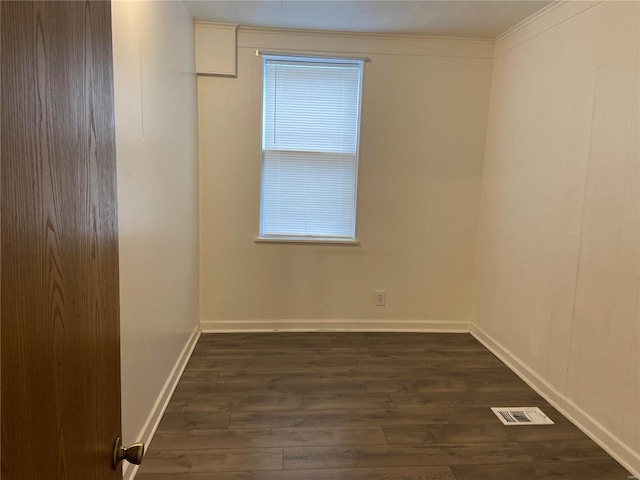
[259,55,364,242]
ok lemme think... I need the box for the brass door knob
[112,438,145,469]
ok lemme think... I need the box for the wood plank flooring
[136,333,631,479]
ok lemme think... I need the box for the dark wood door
[1,2,122,479]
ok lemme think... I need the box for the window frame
[256,54,364,245]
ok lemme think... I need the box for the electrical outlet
[375,290,386,306]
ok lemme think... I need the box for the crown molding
[238,25,494,44]
[494,1,603,57]
[495,0,565,43]
[194,21,238,29]
[237,26,495,59]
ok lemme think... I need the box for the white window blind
[260,55,363,241]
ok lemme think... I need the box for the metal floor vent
[491,407,554,425]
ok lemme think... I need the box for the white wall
[199,29,494,330]
[111,0,199,466]
[473,1,639,474]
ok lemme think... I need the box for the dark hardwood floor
[136,333,631,480]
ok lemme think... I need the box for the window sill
[255,236,360,246]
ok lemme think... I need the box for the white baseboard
[200,318,470,333]
[123,324,201,480]
[120,320,638,476]
[471,324,640,477]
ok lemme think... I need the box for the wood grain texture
[382,423,588,445]
[188,466,456,480]
[231,393,396,412]
[150,426,387,450]
[135,475,188,480]
[282,443,532,469]
[142,448,283,473]
[1,2,121,479]
[136,333,632,478]
[451,459,632,480]
[229,408,447,429]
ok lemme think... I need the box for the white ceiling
[185,0,552,39]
